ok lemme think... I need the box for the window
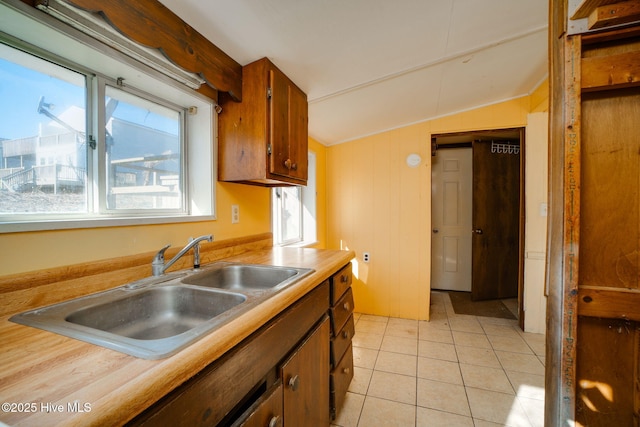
[0,44,88,214]
[273,186,303,245]
[103,84,184,212]
[0,2,215,232]
[272,152,317,246]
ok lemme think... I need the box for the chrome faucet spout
[151,234,214,276]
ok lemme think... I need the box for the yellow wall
[1,82,550,324]
[326,94,544,320]
[0,182,270,275]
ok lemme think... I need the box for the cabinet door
[269,67,308,182]
[281,316,330,426]
[269,67,291,179]
[286,82,308,181]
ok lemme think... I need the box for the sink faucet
[151,235,214,276]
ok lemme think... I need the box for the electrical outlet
[231,204,240,224]
[363,252,370,263]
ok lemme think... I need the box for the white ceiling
[158,0,548,146]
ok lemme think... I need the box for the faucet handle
[152,244,171,265]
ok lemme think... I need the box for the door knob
[473,228,483,234]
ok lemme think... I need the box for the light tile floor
[333,291,545,427]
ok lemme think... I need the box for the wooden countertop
[0,247,354,426]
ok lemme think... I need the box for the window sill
[277,240,319,249]
[0,213,216,234]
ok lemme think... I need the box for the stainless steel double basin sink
[10,262,314,359]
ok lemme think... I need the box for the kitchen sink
[10,262,314,359]
[66,286,246,340]
[10,284,247,359]
[181,262,314,291]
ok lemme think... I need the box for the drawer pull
[342,330,349,339]
[343,302,350,311]
[340,274,349,283]
[288,374,300,391]
[342,367,350,375]
[268,415,281,427]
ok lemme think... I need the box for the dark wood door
[471,139,520,301]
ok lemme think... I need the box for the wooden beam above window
[58,0,243,101]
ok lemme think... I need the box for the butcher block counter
[0,234,354,426]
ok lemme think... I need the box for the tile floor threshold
[332,291,545,427]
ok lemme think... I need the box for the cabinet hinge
[267,143,272,155]
[267,87,272,99]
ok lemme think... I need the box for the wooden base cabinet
[127,260,358,427]
[218,57,308,187]
[328,263,355,419]
[128,283,329,427]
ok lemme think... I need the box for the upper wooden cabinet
[218,58,308,186]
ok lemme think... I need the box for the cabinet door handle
[283,159,292,169]
[288,374,300,391]
[342,330,349,339]
[343,302,350,311]
[340,274,349,283]
[291,162,297,171]
[267,415,281,427]
[342,367,350,375]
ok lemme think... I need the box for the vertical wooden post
[560,33,581,422]
[546,1,581,425]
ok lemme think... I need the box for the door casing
[431,128,526,328]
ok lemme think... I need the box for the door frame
[431,128,526,329]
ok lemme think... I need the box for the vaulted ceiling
[158,0,548,145]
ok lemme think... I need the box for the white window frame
[272,151,317,247]
[0,1,216,233]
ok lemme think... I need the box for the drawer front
[330,343,354,418]
[330,263,352,305]
[234,382,283,427]
[330,287,354,335]
[330,315,355,368]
